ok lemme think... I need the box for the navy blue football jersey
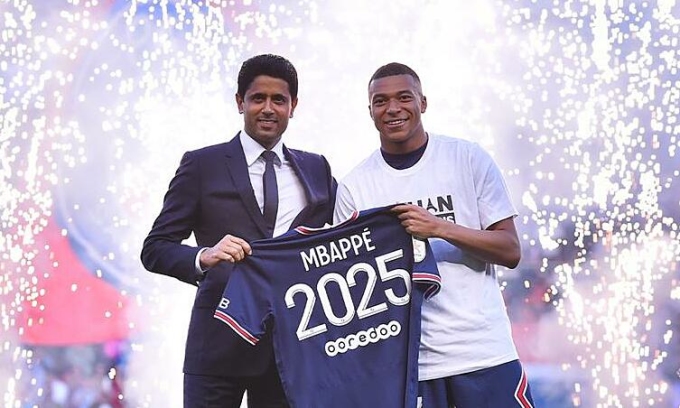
[214,206,441,408]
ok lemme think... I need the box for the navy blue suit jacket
[141,133,336,376]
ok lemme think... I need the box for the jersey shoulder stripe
[214,310,259,345]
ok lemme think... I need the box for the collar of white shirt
[240,131,284,166]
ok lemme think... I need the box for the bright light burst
[506,1,680,406]
[1,0,679,407]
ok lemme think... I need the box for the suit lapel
[284,146,323,228]
[224,133,270,237]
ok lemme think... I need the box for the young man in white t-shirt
[334,62,535,408]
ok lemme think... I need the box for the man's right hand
[199,234,252,270]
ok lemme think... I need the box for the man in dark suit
[141,54,336,408]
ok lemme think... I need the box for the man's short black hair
[237,54,298,99]
[369,62,421,87]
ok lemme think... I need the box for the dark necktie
[261,150,278,236]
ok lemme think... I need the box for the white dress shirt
[239,131,307,236]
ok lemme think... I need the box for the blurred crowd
[17,341,127,408]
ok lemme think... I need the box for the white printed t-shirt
[334,133,520,380]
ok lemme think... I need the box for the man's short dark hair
[369,62,421,87]
[237,54,298,99]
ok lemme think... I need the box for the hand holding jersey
[391,204,522,269]
[391,204,447,240]
[199,234,252,268]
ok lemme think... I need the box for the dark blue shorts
[418,360,535,408]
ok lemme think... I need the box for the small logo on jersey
[324,320,401,357]
[218,297,230,309]
[412,238,426,262]
[416,396,423,408]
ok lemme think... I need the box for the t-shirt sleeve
[411,238,441,299]
[213,261,270,346]
[471,144,518,229]
[333,182,358,224]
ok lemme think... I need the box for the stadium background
[1,0,679,407]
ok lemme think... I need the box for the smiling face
[236,75,298,149]
[368,74,427,154]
